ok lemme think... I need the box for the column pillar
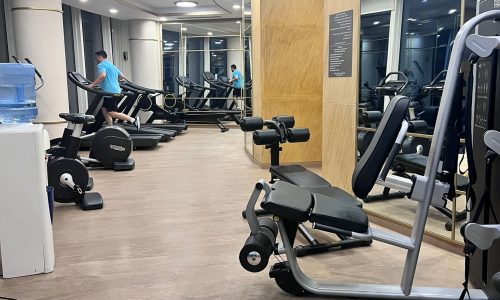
[128,19,162,91]
[10,0,69,138]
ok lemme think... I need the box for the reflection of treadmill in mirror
[173,76,242,132]
[67,72,163,148]
[202,72,233,109]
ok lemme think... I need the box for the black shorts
[102,96,118,112]
[233,88,242,97]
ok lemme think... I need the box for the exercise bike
[47,113,104,210]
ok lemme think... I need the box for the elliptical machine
[47,113,104,210]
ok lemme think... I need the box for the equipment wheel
[47,157,89,203]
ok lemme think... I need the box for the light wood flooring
[0,126,467,299]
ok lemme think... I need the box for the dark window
[162,30,180,94]
[0,1,8,63]
[81,10,103,82]
[186,37,204,85]
[209,38,227,76]
[359,11,390,112]
[63,4,78,113]
[399,0,461,107]
[244,37,252,82]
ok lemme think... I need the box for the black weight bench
[270,165,331,189]
[263,181,369,235]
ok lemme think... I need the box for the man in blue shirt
[88,50,140,130]
[229,64,244,98]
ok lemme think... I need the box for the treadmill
[172,76,242,132]
[119,79,187,133]
[67,72,163,148]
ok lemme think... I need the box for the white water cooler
[0,124,54,278]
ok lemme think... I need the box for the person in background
[87,50,140,131]
[229,64,244,99]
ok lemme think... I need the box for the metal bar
[401,10,500,295]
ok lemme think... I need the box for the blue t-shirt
[97,60,122,93]
[232,69,244,89]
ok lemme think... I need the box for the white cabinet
[0,124,54,278]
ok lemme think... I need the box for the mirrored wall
[161,1,252,122]
[358,0,468,243]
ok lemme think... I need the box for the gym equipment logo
[110,145,126,152]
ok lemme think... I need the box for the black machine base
[363,187,406,203]
[295,238,372,257]
[113,158,135,171]
[80,192,104,210]
[269,262,310,296]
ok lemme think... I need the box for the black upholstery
[262,181,312,223]
[352,95,410,199]
[253,130,280,145]
[59,113,95,124]
[263,181,368,234]
[308,186,363,208]
[286,128,310,143]
[310,192,369,233]
[270,165,331,188]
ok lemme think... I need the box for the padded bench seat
[394,153,468,191]
[270,165,331,188]
[262,181,369,234]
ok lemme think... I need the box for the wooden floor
[0,127,467,299]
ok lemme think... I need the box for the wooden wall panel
[322,0,360,192]
[251,0,324,165]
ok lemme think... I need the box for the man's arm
[89,72,106,88]
[118,73,126,82]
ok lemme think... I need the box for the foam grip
[286,128,310,143]
[361,111,383,123]
[239,232,275,273]
[253,129,279,145]
[273,115,295,128]
[408,120,428,133]
[240,117,264,131]
[258,218,278,238]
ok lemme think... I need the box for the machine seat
[59,113,95,124]
[270,165,331,188]
[262,181,368,234]
[310,192,368,233]
[308,186,363,208]
[394,153,468,191]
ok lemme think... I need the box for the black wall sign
[328,10,353,77]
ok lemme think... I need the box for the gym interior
[0,0,500,299]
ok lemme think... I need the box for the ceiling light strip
[11,7,63,13]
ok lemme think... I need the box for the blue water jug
[0,63,38,124]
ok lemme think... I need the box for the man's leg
[108,111,133,123]
[101,107,114,125]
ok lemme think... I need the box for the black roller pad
[273,115,295,128]
[240,117,263,131]
[286,128,310,143]
[253,130,279,145]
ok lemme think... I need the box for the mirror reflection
[358,0,467,242]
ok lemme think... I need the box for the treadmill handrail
[68,71,123,97]
[122,79,165,94]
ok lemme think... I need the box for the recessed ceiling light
[373,21,380,25]
[236,20,241,24]
[79,0,88,3]
[207,32,213,36]
[407,18,417,22]
[233,4,241,9]
[175,1,198,8]
[109,8,118,14]
[182,27,187,31]
[448,9,457,14]
[215,41,222,45]
[421,0,428,3]
[160,17,167,21]
[244,11,251,16]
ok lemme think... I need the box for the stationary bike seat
[59,113,95,124]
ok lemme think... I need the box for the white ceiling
[62,0,250,21]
